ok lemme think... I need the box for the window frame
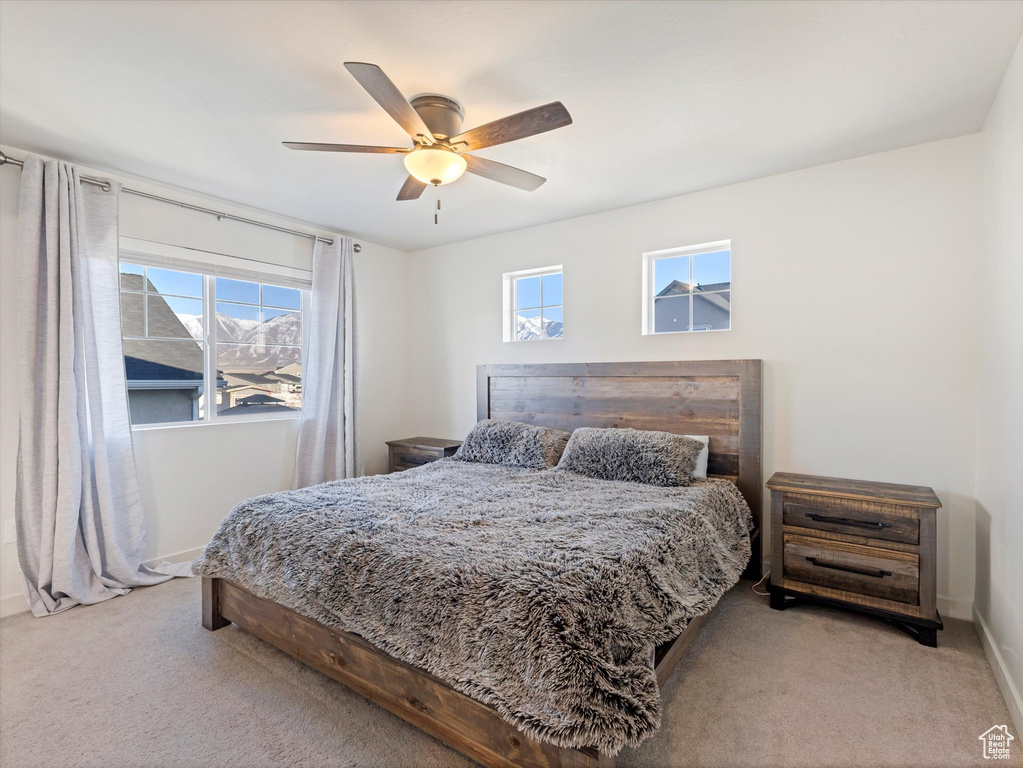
[641,240,732,336]
[119,237,311,430]
[502,264,564,343]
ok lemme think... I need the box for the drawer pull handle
[401,455,430,465]
[806,512,887,530]
[806,556,891,579]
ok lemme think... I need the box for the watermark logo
[979,725,1014,760]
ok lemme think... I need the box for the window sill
[642,327,731,336]
[131,413,302,432]
[504,336,565,344]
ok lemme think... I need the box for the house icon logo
[979,725,1014,759]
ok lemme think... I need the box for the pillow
[684,435,710,479]
[556,427,705,487]
[454,419,571,469]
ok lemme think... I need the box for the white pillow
[685,435,710,478]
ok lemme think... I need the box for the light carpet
[0,577,1017,767]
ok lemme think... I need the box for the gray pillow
[556,427,705,486]
[454,419,571,469]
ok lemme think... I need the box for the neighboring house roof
[237,394,285,405]
[122,338,204,383]
[276,362,302,377]
[218,392,295,416]
[223,372,279,388]
[223,370,301,390]
[657,280,730,297]
[121,275,226,387]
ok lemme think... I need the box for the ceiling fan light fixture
[403,145,467,186]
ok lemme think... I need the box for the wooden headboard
[477,360,763,577]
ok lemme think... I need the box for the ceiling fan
[283,62,572,202]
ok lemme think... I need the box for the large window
[642,241,731,334]
[503,266,563,341]
[119,247,307,426]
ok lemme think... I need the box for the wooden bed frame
[202,360,763,768]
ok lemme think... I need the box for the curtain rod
[0,151,361,252]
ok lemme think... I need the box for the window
[119,243,308,427]
[503,266,563,341]
[642,241,731,334]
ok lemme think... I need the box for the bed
[197,360,763,768]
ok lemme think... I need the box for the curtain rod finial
[0,151,9,166]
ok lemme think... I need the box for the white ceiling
[2,1,1021,251]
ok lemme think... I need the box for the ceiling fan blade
[463,154,546,191]
[343,62,434,144]
[449,102,571,151]
[283,142,408,154]
[397,175,427,201]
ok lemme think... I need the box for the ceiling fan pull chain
[434,185,440,225]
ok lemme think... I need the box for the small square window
[503,266,564,341]
[643,242,731,335]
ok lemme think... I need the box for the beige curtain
[293,236,356,487]
[15,155,182,617]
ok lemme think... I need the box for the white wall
[975,37,1023,732]
[0,147,408,613]
[403,135,983,619]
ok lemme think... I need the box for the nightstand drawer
[386,437,462,474]
[390,447,441,472]
[394,446,439,464]
[783,494,919,545]
[783,534,919,605]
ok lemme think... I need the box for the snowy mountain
[176,311,302,372]
[515,314,563,341]
[179,315,204,341]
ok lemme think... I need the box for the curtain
[294,236,356,487]
[15,155,181,617]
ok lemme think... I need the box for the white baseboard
[974,605,1023,736]
[937,594,974,622]
[0,592,28,619]
[144,545,205,570]
[0,544,207,620]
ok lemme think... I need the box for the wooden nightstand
[386,437,462,473]
[766,472,943,646]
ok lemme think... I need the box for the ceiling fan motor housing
[410,95,465,141]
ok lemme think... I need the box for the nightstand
[386,437,462,473]
[766,472,943,646]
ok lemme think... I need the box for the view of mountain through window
[119,262,303,425]
[514,270,563,341]
[214,276,302,417]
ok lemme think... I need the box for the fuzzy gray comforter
[193,460,753,754]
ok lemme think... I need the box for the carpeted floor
[0,577,1017,768]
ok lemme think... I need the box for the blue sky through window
[262,284,301,310]
[216,277,259,304]
[654,255,690,294]
[516,276,542,309]
[163,296,202,317]
[654,250,730,294]
[146,267,202,297]
[542,273,562,305]
[692,250,730,288]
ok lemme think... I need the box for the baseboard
[974,605,1023,736]
[0,544,206,620]
[937,595,974,622]
[144,545,205,570]
[0,592,28,619]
